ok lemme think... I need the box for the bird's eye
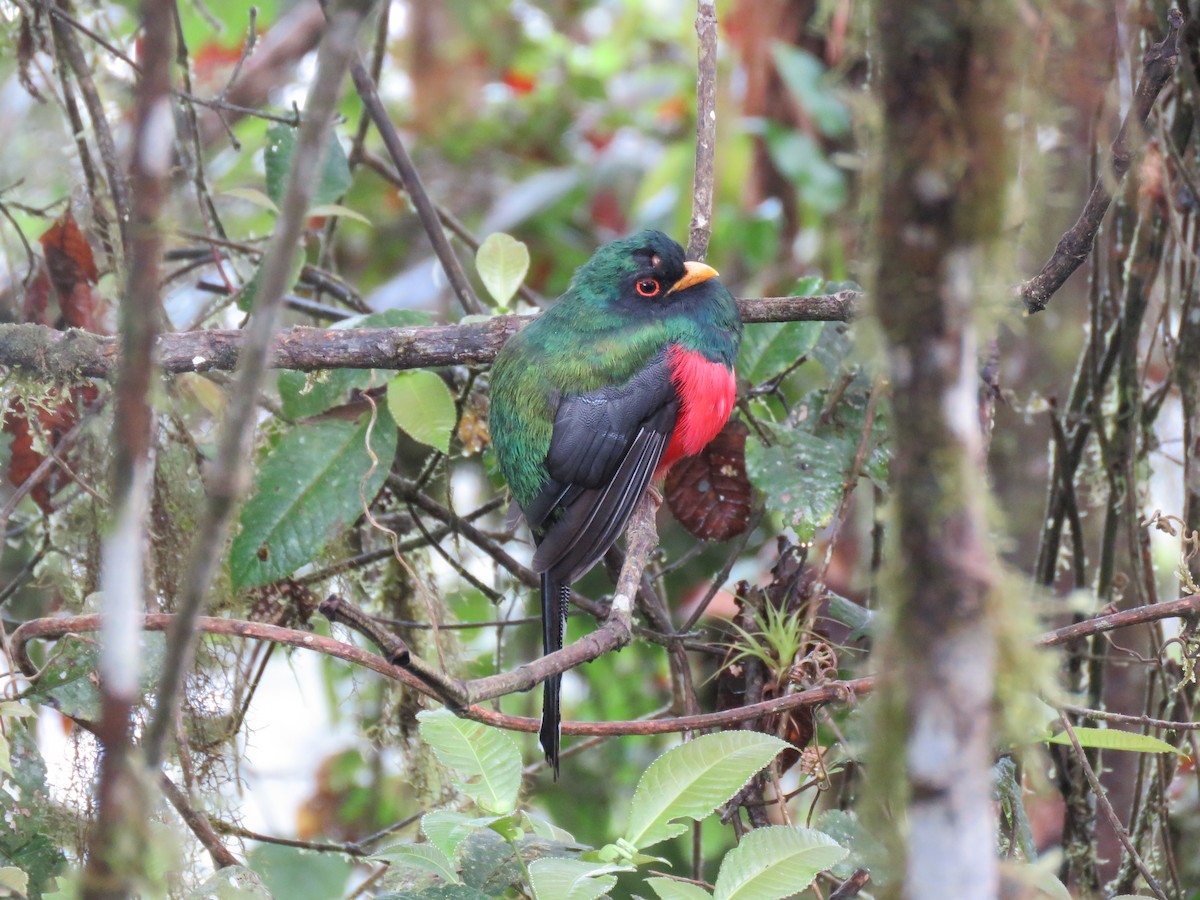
[636,279,661,298]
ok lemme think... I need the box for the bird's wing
[527,348,678,584]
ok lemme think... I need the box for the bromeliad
[489,230,743,775]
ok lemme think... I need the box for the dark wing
[526,349,678,584]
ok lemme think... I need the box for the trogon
[489,230,743,775]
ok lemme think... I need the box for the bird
[488,229,743,776]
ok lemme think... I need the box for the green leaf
[22,633,167,721]
[623,732,789,850]
[522,813,576,844]
[387,370,457,455]
[528,859,628,900]
[712,826,846,900]
[247,845,349,900]
[646,877,713,899]
[423,811,493,862]
[770,45,850,138]
[264,123,351,208]
[221,187,281,214]
[0,867,28,896]
[416,709,522,814]
[277,310,432,420]
[475,233,530,308]
[373,843,463,884]
[307,203,373,226]
[739,321,823,384]
[745,385,888,542]
[230,409,398,589]
[1045,727,1186,755]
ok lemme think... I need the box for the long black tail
[539,572,569,778]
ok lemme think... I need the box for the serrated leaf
[221,187,281,214]
[230,409,398,589]
[1045,727,1186,755]
[416,710,522,814]
[528,859,628,900]
[0,867,29,895]
[423,811,493,862]
[307,203,372,226]
[623,732,789,850]
[264,123,351,208]
[713,827,846,900]
[387,370,457,455]
[646,877,713,899]
[475,233,529,307]
[373,843,462,884]
[278,310,432,420]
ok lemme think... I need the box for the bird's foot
[646,484,664,508]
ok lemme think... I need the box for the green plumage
[490,230,740,513]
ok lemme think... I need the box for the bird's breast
[657,345,737,475]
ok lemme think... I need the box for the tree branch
[0,291,858,380]
[142,0,371,767]
[686,0,718,261]
[1019,9,1182,313]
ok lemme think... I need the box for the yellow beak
[666,260,719,295]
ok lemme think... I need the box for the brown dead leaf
[665,418,753,541]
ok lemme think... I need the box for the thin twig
[1020,9,1183,312]
[343,35,483,316]
[1056,713,1168,900]
[142,0,371,767]
[159,773,241,869]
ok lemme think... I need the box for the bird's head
[566,230,720,313]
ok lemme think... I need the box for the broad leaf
[416,710,522,814]
[264,123,351,208]
[22,634,166,721]
[646,877,713,899]
[745,384,888,542]
[423,811,495,862]
[278,310,432,420]
[528,859,628,900]
[373,843,462,884]
[712,826,846,900]
[475,233,529,308]
[623,732,789,850]
[1045,727,1185,755]
[230,409,398,589]
[387,370,457,455]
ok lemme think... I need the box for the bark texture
[870,3,1014,896]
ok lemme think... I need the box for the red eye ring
[636,278,661,297]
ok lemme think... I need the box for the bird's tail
[539,572,569,778]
